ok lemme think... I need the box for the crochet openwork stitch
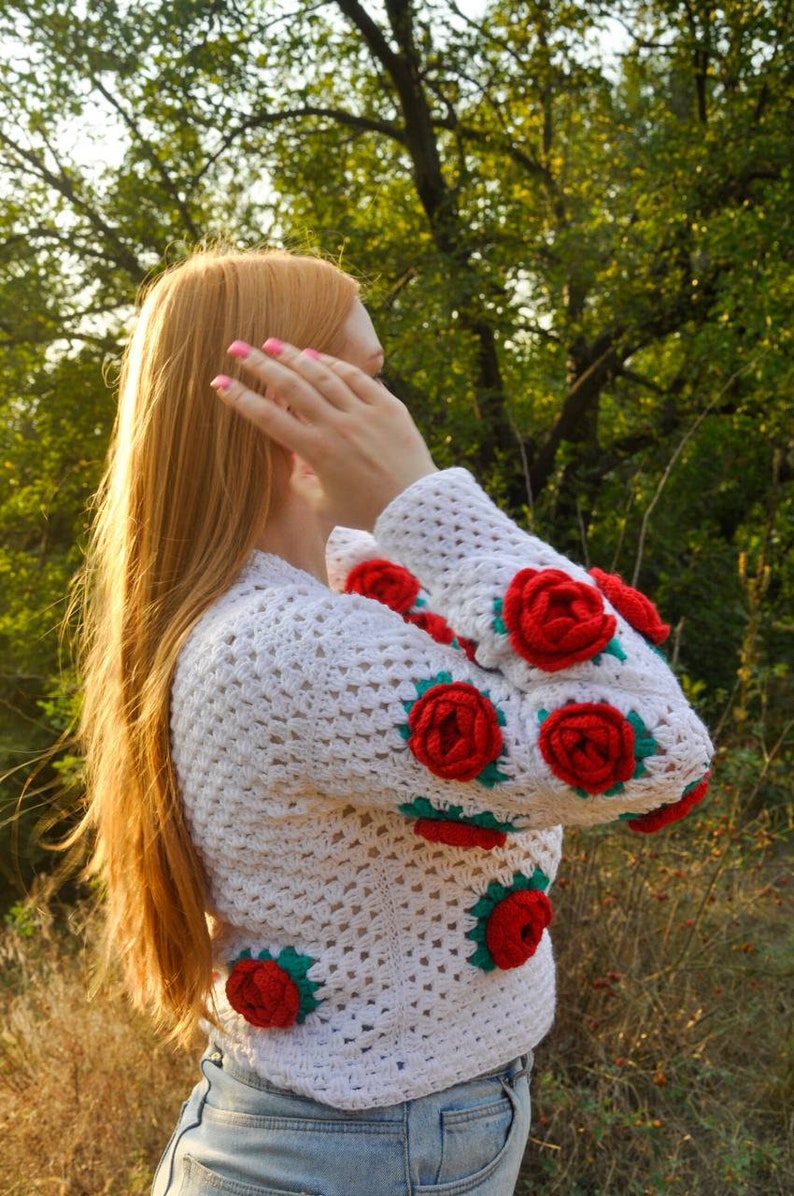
[171,468,713,1109]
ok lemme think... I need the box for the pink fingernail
[227,340,252,358]
[210,374,233,389]
[262,337,284,355]
[302,347,320,359]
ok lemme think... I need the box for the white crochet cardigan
[170,469,713,1109]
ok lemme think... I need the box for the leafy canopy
[0,0,791,899]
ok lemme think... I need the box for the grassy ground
[0,899,196,1196]
[0,789,791,1195]
[518,806,792,1194]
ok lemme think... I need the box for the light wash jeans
[151,1042,532,1196]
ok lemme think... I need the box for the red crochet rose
[503,568,616,671]
[345,558,421,614]
[414,818,507,850]
[225,958,300,1029]
[485,889,553,969]
[589,568,670,646]
[405,609,456,645]
[408,681,503,781]
[456,635,479,663]
[627,775,710,834]
[539,702,636,793]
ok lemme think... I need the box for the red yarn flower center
[627,775,710,833]
[485,889,553,969]
[503,568,616,671]
[539,702,636,793]
[407,681,503,782]
[414,818,507,850]
[225,958,300,1029]
[590,567,670,646]
[345,559,420,614]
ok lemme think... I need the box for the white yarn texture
[171,469,713,1109]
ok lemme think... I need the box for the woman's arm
[205,344,713,835]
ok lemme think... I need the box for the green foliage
[0,343,109,900]
[0,0,792,901]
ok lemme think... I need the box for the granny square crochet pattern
[171,469,713,1109]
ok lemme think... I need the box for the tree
[1,0,792,899]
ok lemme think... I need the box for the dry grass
[519,796,793,1195]
[0,895,195,1196]
[0,789,790,1195]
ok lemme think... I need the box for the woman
[77,247,712,1195]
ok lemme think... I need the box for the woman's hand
[211,339,437,530]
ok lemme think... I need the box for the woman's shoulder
[182,552,325,651]
[177,549,402,678]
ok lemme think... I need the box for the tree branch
[528,342,621,498]
[0,130,145,281]
[86,73,203,241]
[334,0,400,72]
[232,104,406,145]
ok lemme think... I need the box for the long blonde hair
[77,247,359,1039]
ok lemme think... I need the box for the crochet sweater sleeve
[190,469,713,833]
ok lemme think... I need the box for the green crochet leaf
[594,637,627,664]
[276,946,314,978]
[397,797,518,833]
[605,780,628,796]
[468,943,497,971]
[276,947,323,1023]
[492,597,508,636]
[415,671,453,698]
[627,711,658,760]
[477,760,510,788]
[398,796,440,820]
[469,809,517,832]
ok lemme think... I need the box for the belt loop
[511,1052,532,1083]
[204,1042,223,1071]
